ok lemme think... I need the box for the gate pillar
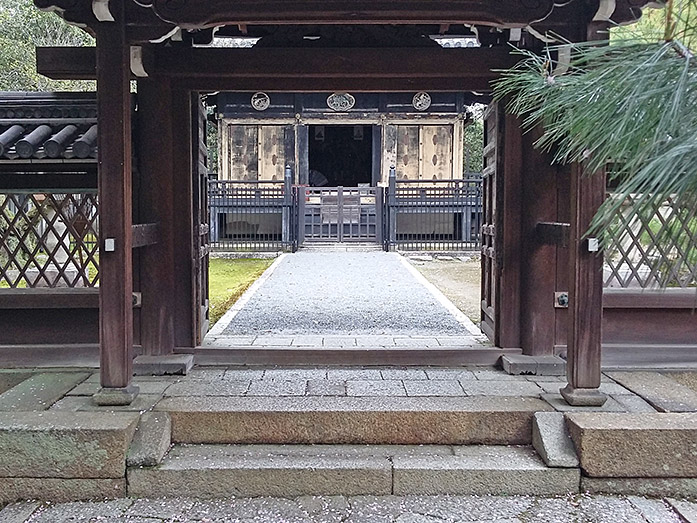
[93,2,138,405]
[561,164,607,406]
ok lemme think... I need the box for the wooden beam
[0,172,97,190]
[148,0,555,28]
[36,46,517,92]
[560,20,609,407]
[37,47,96,80]
[0,288,100,309]
[131,223,159,248]
[95,2,136,399]
[603,288,697,310]
[154,46,517,80]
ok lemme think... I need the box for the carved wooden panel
[395,125,419,180]
[421,125,453,180]
[225,124,258,181]
[258,126,286,181]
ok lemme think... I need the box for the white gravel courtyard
[211,252,481,340]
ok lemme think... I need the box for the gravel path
[221,252,471,336]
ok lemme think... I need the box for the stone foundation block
[0,411,139,479]
[501,355,566,376]
[133,355,195,376]
[567,412,697,477]
[0,478,126,503]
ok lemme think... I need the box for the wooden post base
[560,384,607,407]
[92,385,140,406]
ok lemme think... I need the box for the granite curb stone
[127,411,172,467]
[532,412,579,468]
[581,477,697,499]
[393,446,580,496]
[128,454,393,498]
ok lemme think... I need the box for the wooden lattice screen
[604,194,697,288]
[0,192,99,288]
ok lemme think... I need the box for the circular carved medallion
[327,92,356,111]
[251,92,271,111]
[412,92,432,111]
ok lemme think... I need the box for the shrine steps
[127,443,580,498]
[124,395,585,498]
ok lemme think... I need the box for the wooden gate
[480,102,522,348]
[192,95,210,344]
[480,103,500,342]
[299,186,383,243]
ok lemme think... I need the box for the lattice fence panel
[604,194,697,288]
[0,192,99,288]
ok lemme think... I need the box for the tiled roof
[0,92,97,162]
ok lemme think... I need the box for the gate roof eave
[33,0,658,45]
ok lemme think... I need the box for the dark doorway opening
[308,125,373,187]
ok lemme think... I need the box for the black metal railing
[207,168,484,252]
[385,170,483,251]
[208,171,295,252]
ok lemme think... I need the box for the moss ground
[208,257,273,326]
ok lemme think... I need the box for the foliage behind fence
[604,193,697,288]
[0,191,98,288]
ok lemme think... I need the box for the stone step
[299,242,383,252]
[183,346,518,366]
[156,395,552,445]
[127,444,580,498]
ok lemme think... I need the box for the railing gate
[299,186,382,244]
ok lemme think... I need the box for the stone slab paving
[0,366,655,416]
[207,334,488,349]
[0,372,89,411]
[4,494,692,522]
[606,371,697,412]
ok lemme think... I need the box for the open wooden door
[192,95,210,344]
[480,103,500,342]
[480,102,522,348]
